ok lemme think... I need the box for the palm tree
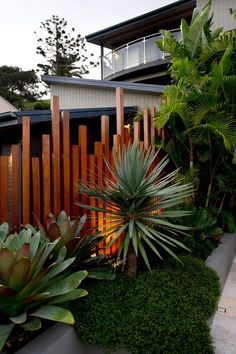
[155,0,236,211]
[78,143,193,279]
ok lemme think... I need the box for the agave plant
[78,142,193,279]
[0,223,88,350]
[34,211,112,279]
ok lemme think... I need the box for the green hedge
[73,255,220,354]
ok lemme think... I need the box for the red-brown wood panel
[52,95,61,217]
[134,121,141,142]
[0,157,8,223]
[151,106,156,144]
[32,157,41,220]
[22,116,30,225]
[95,142,104,248]
[11,145,19,227]
[79,126,87,215]
[89,154,96,231]
[113,134,121,152]
[143,108,150,150]
[42,135,51,223]
[116,87,124,146]
[62,111,70,215]
[101,115,109,177]
[72,145,79,218]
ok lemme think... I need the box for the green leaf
[0,222,9,242]
[0,323,14,350]
[20,318,42,331]
[10,312,27,324]
[49,289,88,304]
[30,305,75,324]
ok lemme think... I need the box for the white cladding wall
[197,0,236,31]
[50,85,160,110]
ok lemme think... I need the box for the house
[0,96,17,113]
[86,0,236,84]
[41,75,163,110]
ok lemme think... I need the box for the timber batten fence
[0,88,165,239]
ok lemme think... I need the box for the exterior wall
[50,84,161,110]
[197,0,236,31]
[0,96,17,113]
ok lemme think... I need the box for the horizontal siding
[51,85,160,110]
[197,0,236,31]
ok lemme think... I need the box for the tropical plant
[155,0,236,216]
[33,211,112,279]
[0,222,88,350]
[78,143,193,279]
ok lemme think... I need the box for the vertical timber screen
[0,88,165,254]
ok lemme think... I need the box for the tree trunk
[126,245,137,280]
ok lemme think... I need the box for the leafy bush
[0,222,88,350]
[74,255,220,354]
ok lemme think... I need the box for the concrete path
[211,256,236,353]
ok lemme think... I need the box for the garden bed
[2,233,236,354]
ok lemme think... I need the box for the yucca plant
[34,211,112,279]
[78,143,193,279]
[0,223,88,350]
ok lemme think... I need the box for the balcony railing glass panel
[102,29,181,79]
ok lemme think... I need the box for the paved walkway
[211,256,236,353]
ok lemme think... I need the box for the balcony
[102,29,181,80]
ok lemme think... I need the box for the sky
[0,0,176,79]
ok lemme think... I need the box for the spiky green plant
[0,223,88,350]
[34,211,112,280]
[78,143,193,279]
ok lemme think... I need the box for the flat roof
[42,75,164,94]
[86,0,195,49]
[0,106,137,128]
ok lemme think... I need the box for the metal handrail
[102,29,181,79]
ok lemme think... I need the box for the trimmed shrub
[73,255,220,354]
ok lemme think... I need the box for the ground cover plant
[74,255,220,354]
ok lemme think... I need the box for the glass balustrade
[102,29,181,79]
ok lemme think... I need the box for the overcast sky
[1,0,176,79]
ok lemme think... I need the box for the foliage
[0,66,42,109]
[74,255,220,354]
[34,211,113,280]
[35,15,98,77]
[155,0,236,222]
[33,100,50,110]
[0,222,88,350]
[78,142,193,278]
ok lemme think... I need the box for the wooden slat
[11,145,19,227]
[113,134,121,152]
[143,108,150,150]
[95,142,104,246]
[151,106,156,144]
[89,154,96,230]
[101,115,109,177]
[134,121,141,142]
[32,157,41,220]
[22,116,30,225]
[52,95,61,217]
[79,126,87,215]
[62,111,70,215]
[124,126,130,146]
[0,157,8,223]
[72,145,79,218]
[116,87,124,146]
[42,135,51,223]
